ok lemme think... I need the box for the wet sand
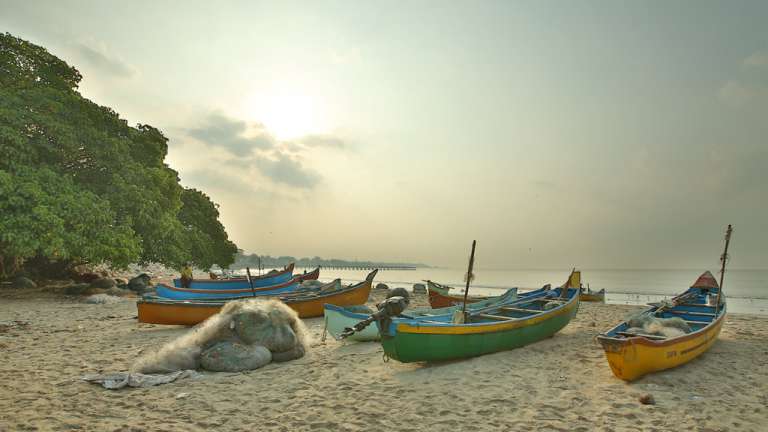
[1,287,766,432]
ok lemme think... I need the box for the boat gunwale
[596,298,726,348]
[394,287,579,335]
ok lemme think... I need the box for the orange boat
[137,270,377,325]
[426,280,494,308]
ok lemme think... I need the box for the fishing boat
[596,225,732,381]
[579,285,605,302]
[596,271,726,381]
[324,287,521,342]
[172,263,298,289]
[156,275,302,300]
[137,270,378,325]
[377,271,581,362]
[426,280,498,308]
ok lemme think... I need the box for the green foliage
[178,189,238,270]
[0,33,237,278]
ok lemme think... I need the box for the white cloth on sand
[82,369,201,389]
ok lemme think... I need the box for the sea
[272,267,768,315]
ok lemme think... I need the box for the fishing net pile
[132,299,310,373]
[624,310,692,338]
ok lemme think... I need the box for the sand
[1,287,766,432]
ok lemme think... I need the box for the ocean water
[279,267,768,315]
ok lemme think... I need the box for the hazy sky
[3,1,767,269]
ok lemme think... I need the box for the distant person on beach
[209,271,218,280]
[180,262,193,288]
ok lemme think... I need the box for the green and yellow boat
[376,271,581,362]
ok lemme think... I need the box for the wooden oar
[460,240,477,320]
[715,224,733,315]
[246,267,256,297]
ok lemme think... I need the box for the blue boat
[172,263,296,289]
[156,276,301,300]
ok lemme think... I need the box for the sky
[2,1,767,269]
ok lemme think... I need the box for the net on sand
[132,299,310,373]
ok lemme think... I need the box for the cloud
[718,80,753,107]
[181,168,257,193]
[188,113,275,156]
[74,42,136,78]
[296,134,347,149]
[253,152,320,188]
[744,52,768,68]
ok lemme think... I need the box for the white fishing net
[131,299,310,374]
[625,311,692,338]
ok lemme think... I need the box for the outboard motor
[340,296,409,339]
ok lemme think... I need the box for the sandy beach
[1,287,766,432]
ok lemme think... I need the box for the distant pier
[302,265,417,271]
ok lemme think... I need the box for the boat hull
[597,270,726,381]
[156,281,299,300]
[173,263,296,289]
[579,290,605,302]
[324,305,380,341]
[380,289,579,362]
[598,308,725,381]
[426,281,493,308]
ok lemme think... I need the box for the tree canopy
[0,32,237,278]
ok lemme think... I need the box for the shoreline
[1,289,766,431]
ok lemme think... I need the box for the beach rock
[85,294,125,304]
[11,276,36,289]
[114,278,128,287]
[387,287,410,303]
[127,274,152,293]
[90,277,116,290]
[105,287,133,297]
[64,283,92,295]
[412,283,426,294]
[200,342,272,372]
[639,393,655,405]
[375,283,389,291]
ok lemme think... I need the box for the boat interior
[602,287,724,341]
[399,287,578,325]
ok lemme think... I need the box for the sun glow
[244,92,326,140]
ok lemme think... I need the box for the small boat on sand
[426,280,499,308]
[597,225,733,381]
[579,285,605,302]
[138,270,378,325]
[377,271,581,362]
[172,263,297,289]
[596,271,726,381]
[156,276,302,300]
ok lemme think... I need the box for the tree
[0,32,237,278]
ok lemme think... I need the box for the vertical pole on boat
[246,266,256,297]
[461,240,477,318]
[560,268,575,299]
[715,224,733,314]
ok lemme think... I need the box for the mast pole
[461,240,477,318]
[715,224,733,314]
